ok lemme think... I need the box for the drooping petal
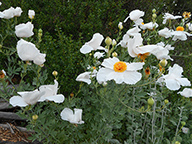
[176,78,191,86]
[106,71,124,84]
[76,72,91,84]
[9,96,28,107]
[44,94,65,103]
[80,44,94,54]
[178,88,192,97]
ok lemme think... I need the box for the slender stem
[151,98,156,143]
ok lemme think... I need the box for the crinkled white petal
[129,9,145,21]
[123,71,142,84]
[76,72,91,84]
[33,53,46,65]
[96,68,112,83]
[15,22,34,38]
[9,96,28,107]
[87,33,104,50]
[168,64,183,76]
[60,108,74,121]
[43,94,65,103]
[126,62,145,71]
[106,71,124,84]
[101,57,119,69]
[165,79,181,90]
[178,88,192,97]
[176,78,191,86]
[80,44,94,54]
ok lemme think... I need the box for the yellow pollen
[93,66,96,70]
[113,61,127,72]
[141,22,144,25]
[176,26,184,31]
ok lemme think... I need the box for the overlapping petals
[157,64,191,90]
[162,13,182,24]
[80,33,106,54]
[124,9,144,23]
[0,7,23,19]
[60,108,84,124]
[38,80,65,103]
[178,88,192,97]
[96,57,144,84]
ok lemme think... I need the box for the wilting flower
[183,12,191,19]
[94,52,105,59]
[140,22,158,30]
[0,70,6,79]
[80,33,106,54]
[162,13,182,24]
[38,80,65,103]
[28,10,35,19]
[9,89,44,107]
[15,22,34,38]
[178,88,192,97]
[60,108,84,124]
[158,27,172,38]
[0,7,15,19]
[96,57,144,84]
[157,64,191,90]
[182,127,189,134]
[17,39,46,65]
[124,9,144,23]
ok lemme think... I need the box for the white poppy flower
[9,89,44,107]
[124,9,144,23]
[17,39,46,65]
[96,57,144,84]
[94,52,105,59]
[80,33,106,54]
[158,27,172,38]
[162,13,182,24]
[14,7,22,17]
[0,7,15,19]
[178,88,192,97]
[171,30,192,41]
[28,10,35,19]
[38,80,65,103]
[157,64,191,90]
[15,22,34,38]
[140,22,158,30]
[60,108,84,124]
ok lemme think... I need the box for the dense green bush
[0,0,191,96]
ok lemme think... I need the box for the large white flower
[178,88,192,97]
[9,89,44,107]
[171,30,192,41]
[14,7,22,17]
[124,9,144,23]
[80,33,105,54]
[60,108,84,124]
[157,64,191,90]
[17,39,46,65]
[15,22,34,38]
[0,7,23,19]
[162,13,182,24]
[38,80,65,103]
[158,27,172,38]
[96,57,144,84]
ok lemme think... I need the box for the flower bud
[52,70,58,77]
[152,13,157,18]
[147,97,154,106]
[175,141,180,144]
[112,52,118,57]
[112,39,117,46]
[32,114,38,120]
[160,59,168,67]
[164,99,169,105]
[105,36,112,46]
[0,44,2,49]
[152,9,156,13]
[118,22,123,30]
[181,121,186,126]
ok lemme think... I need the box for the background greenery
[0,0,191,96]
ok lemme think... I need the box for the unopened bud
[112,52,118,57]
[181,121,186,126]
[105,36,112,46]
[152,13,157,18]
[175,141,180,144]
[164,99,169,105]
[32,114,38,120]
[160,59,168,67]
[52,70,58,77]
[0,45,2,49]
[152,9,156,13]
[148,97,154,106]
[112,39,117,46]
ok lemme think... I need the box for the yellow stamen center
[113,61,127,72]
[176,26,184,31]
